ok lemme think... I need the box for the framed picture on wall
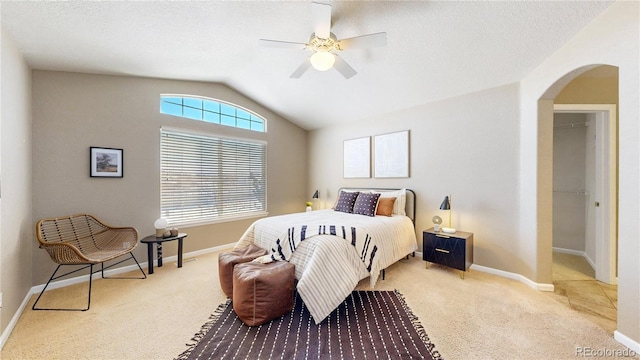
[343,137,371,178]
[90,147,123,178]
[374,130,409,178]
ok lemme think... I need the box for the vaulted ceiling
[1,1,613,130]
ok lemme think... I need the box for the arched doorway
[538,64,619,333]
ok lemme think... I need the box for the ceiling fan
[259,2,387,79]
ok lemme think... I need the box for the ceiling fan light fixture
[260,3,384,78]
[310,50,335,71]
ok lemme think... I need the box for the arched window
[160,95,266,132]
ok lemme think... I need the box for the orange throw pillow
[376,197,396,216]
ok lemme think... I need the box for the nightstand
[423,228,473,279]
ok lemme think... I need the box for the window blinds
[160,128,267,225]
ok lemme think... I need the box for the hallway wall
[520,1,639,346]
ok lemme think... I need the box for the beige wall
[309,83,523,275]
[520,0,639,347]
[555,68,619,105]
[0,26,33,334]
[31,71,308,285]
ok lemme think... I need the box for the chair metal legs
[32,264,94,311]
[32,253,146,311]
[100,253,147,280]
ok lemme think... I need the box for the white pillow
[373,189,406,216]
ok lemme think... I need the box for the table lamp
[439,195,456,234]
[154,218,168,237]
[306,190,319,212]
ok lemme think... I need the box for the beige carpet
[2,250,636,360]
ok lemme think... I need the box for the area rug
[176,290,443,360]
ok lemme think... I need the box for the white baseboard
[416,251,554,291]
[29,242,235,294]
[0,287,32,351]
[552,247,596,271]
[552,247,584,257]
[614,331,640,354]
[0,242,236,351]
[470,264,555,292]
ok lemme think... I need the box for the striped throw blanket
[254,224,378,272]
[235,209,418,324]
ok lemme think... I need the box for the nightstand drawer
[424,233,466,254]
[423,246,466,271]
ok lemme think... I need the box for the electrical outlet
[0,292,3,308]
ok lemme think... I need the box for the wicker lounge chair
[33,214,146,311]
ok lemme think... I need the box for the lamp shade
[310,51,335,71]
[312,190,319,199]
[439,195,455,232]
[154,218,168,229]
[439,196,451,210]
[154,218,168,237]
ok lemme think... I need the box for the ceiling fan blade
[311,2,332,39]
[339,32,387,50]
[259,39,307,49]
[333,55,357,79]
[290,58,312,78]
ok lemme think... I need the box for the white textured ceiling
[1,1,613,130]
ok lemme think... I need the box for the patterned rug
[176,290,442,360]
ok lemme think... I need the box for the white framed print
[374,130,409,178]
[343,137,371,178]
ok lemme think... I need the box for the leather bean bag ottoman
[232,261,295,327]
[218,244,268,298]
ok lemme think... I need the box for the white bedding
[234,209,417,324]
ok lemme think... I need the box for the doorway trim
[553,103,617,284]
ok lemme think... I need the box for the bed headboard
[338,187,416,226]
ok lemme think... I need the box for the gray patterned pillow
[352,192,381,217]
[334,191,359,213]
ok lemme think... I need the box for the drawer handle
[436,234,450,238]
[435,248,450,254]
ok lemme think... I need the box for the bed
[234,188,417,324]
